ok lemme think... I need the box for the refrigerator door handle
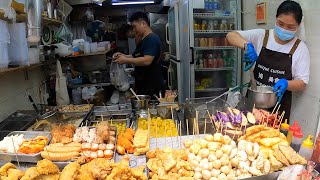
[165,23,170,45]
[167,64,172,90]
[190,47,194,64]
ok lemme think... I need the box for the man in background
[113,12,163,98]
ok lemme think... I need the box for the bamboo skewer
[193,118,196,141]
[170,124,173,148]
[164,119,167,147]
[186,119,189,136]
[232,127,237,140]
[156,119,158,148]
[179,121,182,149]
[271,102,279,115]
[277,111,286,130]
[171,107,174,120]
[204,118,207,135]
[130,121,134,129]
[176,120,179,144]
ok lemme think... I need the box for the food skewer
[179,121,182,149]
[176,120,179,144]
[156,118,158,148]
[101,114,104,121]
[232,127,237,140]
[204,118,207,135]
[271,102,279,115]
[170,123,173,148]
[186,119,189,135]
[193,118,196,141]
[171,107,174,120]
[130,121,134,129]
[275,104,281,115]
[164,119,167,147]
[11,139,20,168]
[277,111,286,130]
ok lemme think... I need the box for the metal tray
[0,131,51,163]
[57,104,94,113]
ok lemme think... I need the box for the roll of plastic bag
[8,23,29,66]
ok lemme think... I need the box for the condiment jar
[280,119,290,136]
[290,128,303,152]
[287,121,300,144]
[311,133,320,163]
[299,135,313,161]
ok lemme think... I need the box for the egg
[195,155,202,162]
[188,153,196,161]
[220,165,231,175]
[199,148,210,158]
[194,172,202,179]
[218,173,227,180]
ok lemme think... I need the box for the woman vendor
[226,0,310,120]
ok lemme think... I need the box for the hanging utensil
[206,83,250,104]
[26,93,40,115]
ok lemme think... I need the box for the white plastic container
[0,42,9,68]
[8,23,29,66]
[90,42,98,53]
[84,41,90,54]
[0,20,9,68]
[28,47,40,65]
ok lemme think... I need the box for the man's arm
[287,80,306,91]
[114,55,154,66]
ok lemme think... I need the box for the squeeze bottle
[287,121,300,144]
[299,135,313,161]
[290,128,303,152]
[280,119,290,136]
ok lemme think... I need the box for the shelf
[63,50,111,58]
[71,82,112,88]
[195,67,234,72]
[195,88,227,92]
[194,30,232,34]
[0,10,63,25]
[0,60,55,75]
[193,46,236,50]
[193,13,235,19]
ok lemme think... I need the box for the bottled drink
[217,51,224,67]
[311,133,320,163]
[208,54,214,68]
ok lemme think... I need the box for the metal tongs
[206,83,250,104]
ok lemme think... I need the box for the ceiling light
[112,1,155,5]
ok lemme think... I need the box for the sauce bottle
[287,121,300,144]
[311,133,320,164]
[280,119,290,136]
[299,135,313,161]
[290,128,303,152]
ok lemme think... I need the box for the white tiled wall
[241,0,320,137]
[0,69,44,121]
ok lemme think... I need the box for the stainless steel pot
[156,103,178,119]
[247,86,277,109]
[130,95,150,111]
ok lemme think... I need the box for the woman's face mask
[274,23,297,41]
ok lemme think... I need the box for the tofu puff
[0,163,16,176]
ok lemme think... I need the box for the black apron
[132,35,162,98]
[253,30,301,122]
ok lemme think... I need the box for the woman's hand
[243,43,258,71]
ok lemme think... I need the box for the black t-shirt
[132,33,162,96]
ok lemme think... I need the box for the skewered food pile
[183,133,271,179]
[138,117,178,138]
[58,104,93,112]
[117,128,135,154]
[238,125,307,172]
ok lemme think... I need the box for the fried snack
[18,136,49,154]
[269,153,283,171]
[133,129,149,148]
[59,162,80,180]
[41,174,60,180]
[21,167,41,180]
[2,168,25,180]
[260,129,280,138]
[41,151,80,161]
[278,145,307,165]
[273,148,290,166]
[51,124,76,144]
[245,125,265,137]
[134,141,150,156]
[96,121,110,143]
[82,158,114,179]
[36,159,60,175]
[44,145,81,153]
[247,132,261,142]
[0,163,16,176]
[259,137,281,147]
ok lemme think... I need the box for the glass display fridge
[167,0,242,102]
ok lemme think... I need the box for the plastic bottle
[280,119,290,136]
[290,128,303,152]
[287,121,300,144]
[299,135,313,161]
[311,133,320,164]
